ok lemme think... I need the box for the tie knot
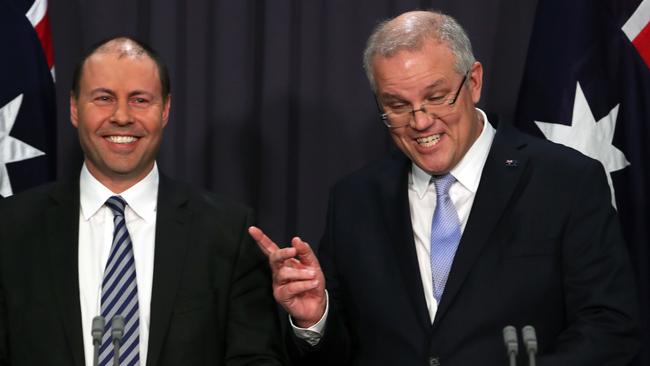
[431,174,456,197]
[106,195,127,217]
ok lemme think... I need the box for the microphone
[91,316,105,366]
[503,325,519,366]
[522,325,538,366]
[111,315,125,365]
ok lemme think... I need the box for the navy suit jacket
[290,122,639,366]
[0,174,285,366]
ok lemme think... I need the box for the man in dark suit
[249,10,639,365]
[0,37,284,365]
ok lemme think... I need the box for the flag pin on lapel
[505,159,519,167]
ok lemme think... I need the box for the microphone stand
[522,325,538,366]
[91,316,105,366]
[111,315,125,365]
[503,325,519,366]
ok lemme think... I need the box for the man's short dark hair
[70,36,170,100]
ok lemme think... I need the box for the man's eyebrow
[379,80,447,102]
[89,87,115,95]
[128,90,155,98]
[422,79,446,92]
[379,93,407,103]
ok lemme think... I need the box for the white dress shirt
[78,163,158,366]
[410,109,495,322]
[293,108,496,340]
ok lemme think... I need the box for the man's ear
[162,94,171,127]
[70,92,79,128]
[468,61,483,105]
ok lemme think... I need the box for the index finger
[248,226,280,257]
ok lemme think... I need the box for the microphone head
[503,325,519,355]
[112,315,125,340]
[91,316,105,344]
[522,325,538,353]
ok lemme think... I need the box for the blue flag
[0,0,56,198]
[515,0,650,364]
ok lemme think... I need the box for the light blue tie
[430,174,461,303]
[99,196,140,366]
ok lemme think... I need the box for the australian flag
[515,0,650,364]
[0,0,56,198]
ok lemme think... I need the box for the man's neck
[84,162,155,194]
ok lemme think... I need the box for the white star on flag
[535,82,630,208]
[0,94,46,197]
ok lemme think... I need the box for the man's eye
[427,95,445,103]
[389,105,410,113]
[94,96,112,103]
[132,97,150,105]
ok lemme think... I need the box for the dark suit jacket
[290,123,639,366]
[0,174,285,366]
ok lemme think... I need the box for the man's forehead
[375,42,455,74]
[81,39,157,76]
[376,38,452,62]
[82,44,158,77]
[79,48,161,94]
[94,38,147,59]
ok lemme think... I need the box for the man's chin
[414,158,453,176]
[91,160,149,180]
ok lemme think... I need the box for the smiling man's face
[70,41,170,192]
[373,38,483,175]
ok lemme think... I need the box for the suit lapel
[147,175,190,366]
[379,154,432,331]
[434,123,529,326]
[46,182,85,366]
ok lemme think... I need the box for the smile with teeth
[106,135,138,144]
[416,134,441,147]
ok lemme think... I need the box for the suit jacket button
[429,356,440,366]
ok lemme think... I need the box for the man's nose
[410,106,433,130]
[111,100,133,124]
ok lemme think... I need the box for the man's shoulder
[0,181,77,234]
[331,152,409,192]
[159,175,252,218]
[193,189,252,218]
[496,123,603,173]
[0,181,68,212]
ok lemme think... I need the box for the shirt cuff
[290,290,329,346]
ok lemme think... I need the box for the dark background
[45,0,537,244]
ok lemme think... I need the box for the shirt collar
[79,162,159,222]
[410,108,496,198]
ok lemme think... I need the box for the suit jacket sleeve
[538,158,639,365]
[224,209,287,366]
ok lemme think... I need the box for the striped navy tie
[99,196,140,366]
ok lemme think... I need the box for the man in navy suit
[0,36,284,365]
[249,10,639,366]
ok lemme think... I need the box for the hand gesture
[248,226,327,328]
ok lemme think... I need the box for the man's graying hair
[363,11,476,92]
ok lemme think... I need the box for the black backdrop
[47,0,538,244]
